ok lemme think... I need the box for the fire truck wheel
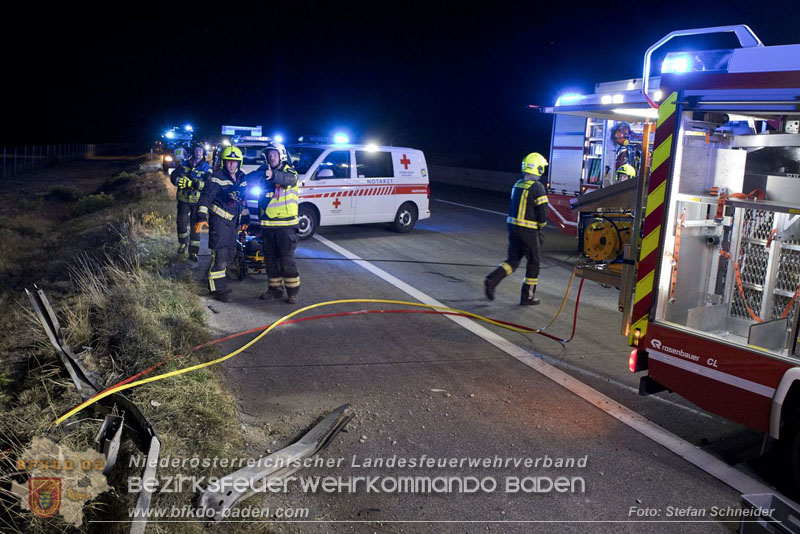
[391,202,418,233]
[297,204,318,241]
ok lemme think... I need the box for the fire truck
[548,25,800,472]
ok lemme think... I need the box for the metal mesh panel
[730,209,774,320]
[773,243,800,322]
[739,242,769,287]
[732,286,766,320]
[742,209,774,241]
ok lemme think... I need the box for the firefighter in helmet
[612,163,637,185]
[171,141,211,260]
[248,141,301,304]
[195,146,248,302]
[484,152,549,305]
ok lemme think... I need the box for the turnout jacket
[506,177,549,231]
[247,163,299,228]
[197,168,248,223]
[171,157,211,203]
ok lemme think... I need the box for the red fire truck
[554,25,800,473]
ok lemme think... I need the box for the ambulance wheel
[297,204,318,240]
[391,202,417,233]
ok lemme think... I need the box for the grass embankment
[0,160,260,533]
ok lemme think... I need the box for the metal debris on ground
[26,286,160,534]
[199,404,352,521]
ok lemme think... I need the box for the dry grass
[0,163,258,533]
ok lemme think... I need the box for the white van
[245,143,430,239]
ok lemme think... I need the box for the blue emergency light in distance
[166,131,175,139]
[249,186,262,197]
[185,124,193,132]
[273,134,284,144]
[332,133,350,144]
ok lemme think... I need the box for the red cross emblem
[400,154,411,170]
[332,198,341,209]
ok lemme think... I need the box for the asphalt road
[190,183,785,532]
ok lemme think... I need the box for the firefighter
[250,142,300,304]
[195,146,248,302]
[613,163,637,185]
[484,152,549,305]
[171,141,211,261]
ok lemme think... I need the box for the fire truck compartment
[652,110,800,359]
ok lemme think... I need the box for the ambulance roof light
[333,133,350,144]
[273,134,284,144]
[365,143,379,152]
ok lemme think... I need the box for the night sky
[5,1,799,170]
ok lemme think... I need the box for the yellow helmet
[522,152,548,176]
[616,164,636,178]
[220,146,243,168]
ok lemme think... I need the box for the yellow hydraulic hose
[55,297,550,425]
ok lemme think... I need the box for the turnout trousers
[207,215,238,293]
[485,226,541,304]
[177,200,202,254]
[261,227,300,297]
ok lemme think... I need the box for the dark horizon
[5,1,799,170]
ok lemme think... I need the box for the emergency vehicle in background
[243,139,431,240]
[550,25,800,476]
[161,125,194,173]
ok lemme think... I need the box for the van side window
[315,150,351,179]
[355,151,394,178]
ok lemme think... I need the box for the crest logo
[650,339,662,350]
[29,477,61,518]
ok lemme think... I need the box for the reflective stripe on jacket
[197,169,247,223]
[506,177,549,230]
[258,164,299,228]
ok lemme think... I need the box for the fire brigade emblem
[29,477,61,518]
[650,339,662,350]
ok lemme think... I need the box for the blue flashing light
[273,134,284,144]
[332,133,349,144]
[555,93,585,106]
[185,124,193,131]
[166,131,175,139]
[249,186,262,198]
[662,53,692,74]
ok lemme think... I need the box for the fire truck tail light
[629,349,649,373]
[628,349,638,373]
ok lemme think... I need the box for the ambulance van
[246,143,431,239]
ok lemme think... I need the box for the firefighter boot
[211,289,233,303]
[520,283,540,306]
[177,243,187,256]
[188,253,199,262]
[484,267,507,301]
[286,286,299,304]
[259,287,284,301]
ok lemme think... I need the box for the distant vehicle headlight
[165,155,173,162]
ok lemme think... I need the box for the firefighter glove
[193,221,208,234]
[177,176,192,189]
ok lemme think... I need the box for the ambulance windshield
[287,146,324,175]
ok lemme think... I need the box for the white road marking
[314,233,777,496]
[435,199,506,216]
